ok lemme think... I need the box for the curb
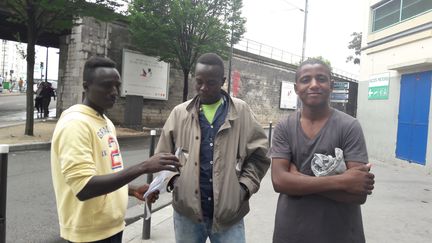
[8,134,150,152]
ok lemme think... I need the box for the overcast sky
[29,0,364,80]
[241,0,364,76]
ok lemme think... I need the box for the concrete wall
[358,1,432,166]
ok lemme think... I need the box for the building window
[372,0,432,32]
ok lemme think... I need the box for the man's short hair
[295,58,332,82]
[83,56,117,83]
[196,53,225,77]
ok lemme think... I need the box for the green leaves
[346,32,361,65]
[128,0,246,100]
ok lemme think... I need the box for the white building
[0,39,27,81]
[358,0,432,166]
[0,39,59,83]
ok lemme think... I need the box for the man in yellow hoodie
[51,56,181,243]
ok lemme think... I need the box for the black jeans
[41,97,51,117]
[67,231,123,243]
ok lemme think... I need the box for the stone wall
[57,16,357,128]
[228,50,297,125]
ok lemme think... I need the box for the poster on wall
[280,81,297,110]
[368,72,389,100]
[121,49,169,100]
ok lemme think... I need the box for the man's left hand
[130,184,160,203]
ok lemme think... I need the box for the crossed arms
[271,159,375,204]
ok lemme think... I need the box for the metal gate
[396,71,432,165]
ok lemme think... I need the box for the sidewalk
[123,158,432,243]
[0,119,151,151]
[2,119,431,242]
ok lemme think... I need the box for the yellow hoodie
[51,104,128,242]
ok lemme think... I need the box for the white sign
[280,81,297,110]
[121,49,169,100]
[368,72,390,100]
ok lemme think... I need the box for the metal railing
[124,130,173,240]
[234,38,359,81]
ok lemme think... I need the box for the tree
[4,0,123,136]
[128,0,246,101]
[346,32,362,65]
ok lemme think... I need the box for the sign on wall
[121,49,169,100]
[368,73,390,100]
[331,81,349,103]
[280,81,297,110]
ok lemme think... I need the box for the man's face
[294,63,333,108]
[84,67,121,111]
[194,63,225,104]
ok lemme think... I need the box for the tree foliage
[128,0,246,101]
[346,32,362,65]
[4,0,123,135]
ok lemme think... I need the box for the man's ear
[294,83,298,94]
[330,80,334,90]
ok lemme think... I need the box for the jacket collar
[186,90,239,121]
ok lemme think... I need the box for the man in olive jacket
[155,53,270,243]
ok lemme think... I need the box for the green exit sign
[368,73,390,100]
[368,86,389,100]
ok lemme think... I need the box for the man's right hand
[141,153,181,173]
[341,163,375,195]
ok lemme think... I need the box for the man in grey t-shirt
[269,58,375,243]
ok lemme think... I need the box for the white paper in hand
[143,148,182,219]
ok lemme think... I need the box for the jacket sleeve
[238,105,271,195]
[155,109,176,154]
[155,108,179,188]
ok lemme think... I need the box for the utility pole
[227,27,234,95]
[1,40,6,79]
[45,47,48,82]
[301,0,308,62]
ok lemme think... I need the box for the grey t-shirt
[269,108,368,243]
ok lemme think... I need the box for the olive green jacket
[155,91,270,231]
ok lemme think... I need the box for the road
[0,94,56,127]
[5,138,159,243]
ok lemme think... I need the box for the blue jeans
[173,210,245,243]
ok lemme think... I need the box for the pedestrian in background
[40,82,56,118]
[34,82,44,116]
[269,58,375,243]
[18,78,24,92]
[156,53,271,243]
[51,56,181,243]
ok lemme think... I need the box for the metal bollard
[0,145,9,243]
[142,130,156,240]
[268,121,273,147]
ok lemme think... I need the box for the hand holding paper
[143,148,182,219]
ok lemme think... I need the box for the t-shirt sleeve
[56,120,96,196]
[268,119,292,161]
[342,119,368,163]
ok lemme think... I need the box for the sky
[3,0,364,81]
[241,0,364,77]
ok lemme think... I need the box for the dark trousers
[41,97,51,117]
[67,231,123,243]
[35,97,42,113]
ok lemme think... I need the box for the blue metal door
[396,71,432,165]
